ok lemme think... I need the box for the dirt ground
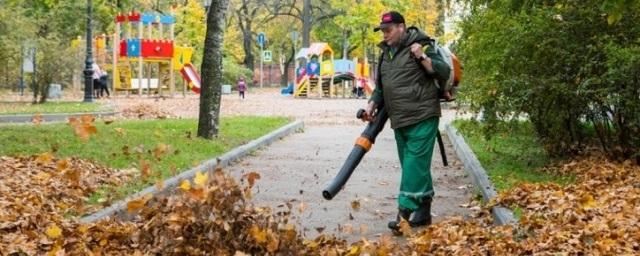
[4,88,476,242]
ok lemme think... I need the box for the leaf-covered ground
[1,152,639,255]
[0,155,132,254]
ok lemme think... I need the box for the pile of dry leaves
[120,103,173,120]
[2,151,639,254]
[407,155,640,254]
[0,154,132,254]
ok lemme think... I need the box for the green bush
[222,58,253,87]
[456,0,640,162]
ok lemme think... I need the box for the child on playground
[237,76,247,99]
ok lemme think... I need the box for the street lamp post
[83,0,94,102]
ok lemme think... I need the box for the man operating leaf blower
[323,11,451,234]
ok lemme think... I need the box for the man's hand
[410,43,426,59]
[362,101,377,122]
[411,42,434,73]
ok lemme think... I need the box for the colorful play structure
[105,11,200,96]
[290,42,374,98]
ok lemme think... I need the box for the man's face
[381,24,405,47]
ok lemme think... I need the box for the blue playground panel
[126,39,141,57]
[334,59,355,74]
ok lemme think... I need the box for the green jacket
[369,26,450,129]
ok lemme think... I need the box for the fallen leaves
[45,224,62,239]
[120,103,172,120]
[194,171,208,187]
[2,153,639,255]
[407,155,640,254]
[0,155,132,254]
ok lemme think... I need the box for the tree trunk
[280,43,294,87]
[342,29,350,59]
[198,0,229,139]
[39,82,50,104]
[241,20,255,72]
[302,0,312,48]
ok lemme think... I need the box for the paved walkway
[224,123,474,242]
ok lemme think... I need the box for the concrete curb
[444,124,516,225]
[79,120,304,223]
[0,112,117,123]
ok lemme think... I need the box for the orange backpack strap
[451,53,462,86]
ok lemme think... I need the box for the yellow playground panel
[113,46,193,91]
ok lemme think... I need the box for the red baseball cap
[373,11,405,32]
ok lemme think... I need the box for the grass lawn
[0,101,107,114]
[0,116,290,207]
[452,119,574,191]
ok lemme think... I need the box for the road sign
[257,32,265,48]
[263,50,272,62]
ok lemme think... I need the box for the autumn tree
[230,0,268,72]
[174,0,206,67]
[267,0,344,48]
[197,0,230,139]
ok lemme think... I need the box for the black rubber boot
[387,208,412,231]
[409,197,432,227]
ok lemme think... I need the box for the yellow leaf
[244,186,253,200]
[180,180,191,191]
[250,225,268,243]
[114,127,126,136]
[580,194,597,209]
[36,152,54,164]
[56,159,69,171]
[346,245,361,256]
[45,224,62,239]
[194,171,208,187]
[46,245,63,256]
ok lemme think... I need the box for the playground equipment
[293,42,374,98]
[112,11,199,96]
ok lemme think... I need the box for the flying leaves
[68,115,97,141]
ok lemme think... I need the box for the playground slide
[179,63,201,94]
